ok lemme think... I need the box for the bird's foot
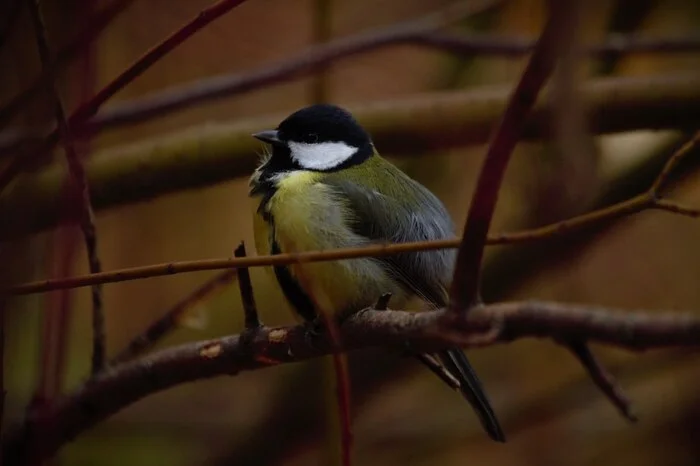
[303,317,325,350]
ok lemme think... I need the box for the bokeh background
[2,0,700,465]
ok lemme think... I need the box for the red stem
[448,2,566,312]
[0,0,250,195]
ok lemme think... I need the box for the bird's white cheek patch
[288,141,358,170]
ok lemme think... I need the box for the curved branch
[450,0,566,311]
[3,301,700,465]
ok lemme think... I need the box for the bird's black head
[252,104,373,172]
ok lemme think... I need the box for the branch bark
[8,127,699,298]
[3,301,699,466]
[1,73,699,240]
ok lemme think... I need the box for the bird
[248,103,505,442]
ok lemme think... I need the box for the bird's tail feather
[436,348,506,442]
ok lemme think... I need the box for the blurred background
[1,0,700,465]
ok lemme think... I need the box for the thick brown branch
[26,0,106,374]
[77,0,498,134]
[449,2,567,312]
[0,0,251,195]
[3,301,700,465]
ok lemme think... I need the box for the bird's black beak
[252,130,283,146]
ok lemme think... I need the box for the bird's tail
[436,348,506,442]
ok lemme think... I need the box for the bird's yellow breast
[251,170,404,318]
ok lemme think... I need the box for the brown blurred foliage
[1,0,700,465]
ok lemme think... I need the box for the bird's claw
[303,318,325,349]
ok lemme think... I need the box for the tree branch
[233,243,259,330]
[449,1,567,312]
[563,341,638,422]
[8,125,699,297]
[109,269,238,365]
[26,0,106,374]
[1,73,699,241]
[0,0,136,130]
[41,33,700,138]
[0,0,252,195]
[3,301,700,465]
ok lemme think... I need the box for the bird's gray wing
[322,176,456,306]
[323,176,506,442]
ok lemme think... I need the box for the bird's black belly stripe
[270,231,318,322]
[252,171,318,321]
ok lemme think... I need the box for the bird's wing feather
[323,175,506,442]
[322,176,456,307]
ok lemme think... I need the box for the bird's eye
[304,133,319,143]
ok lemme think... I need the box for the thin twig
[330,331,353,466]
[26,0,106,375]
[449,1,570,313]
[0,0,136,130]
[3,301,700,465]
[1,74,698,234]
[62,34,700,137]
[564,341,638,422]
[233,243,259,330]
[9,194,698,296]
[110,269,238,365]
[650,130,700,194]
[0,0,251,195]
[1,30,698,148]
[5,126,700,300]
[78,0,500,135]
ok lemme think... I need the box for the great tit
[249,104,505,442]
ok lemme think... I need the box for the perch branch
[449,1,569,312]
[110,269,238,365]
[2,73,699,241]
[0,0,251,195]
[26,0,106,374]
[3,301,700,465]
[8,125,699,297]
